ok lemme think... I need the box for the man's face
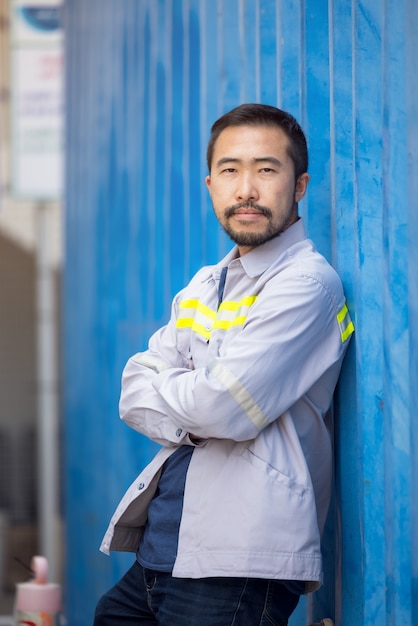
[206,125,309,255]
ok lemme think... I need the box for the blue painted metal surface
[63,1,417,624]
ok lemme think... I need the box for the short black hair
[206,103,308,178]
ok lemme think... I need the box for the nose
[236,171,259,202]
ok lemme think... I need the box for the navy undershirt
[137,446,194,571]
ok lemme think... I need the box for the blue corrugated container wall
[63,1,418,624]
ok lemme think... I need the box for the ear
[294,173,310,203]
[205,174,211,192]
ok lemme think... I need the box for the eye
[260,167,274,173]
[221,167,237,173]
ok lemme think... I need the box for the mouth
[230,210,267,223]
[225,203,272,220]
[234,208,263,215]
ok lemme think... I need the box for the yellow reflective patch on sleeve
[337,303,354,343]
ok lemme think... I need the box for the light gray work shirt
[100,219,354,592]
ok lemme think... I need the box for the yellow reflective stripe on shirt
[176,318,211,340]
[208,361,268,431]
[179,299,217,320]
[337,303,354,343]
[213,315,250,331]
[218,295,258,311]
[176,295,258,338]
[177,299,217,340]
[214,295,258,330]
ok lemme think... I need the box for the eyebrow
[215,156,283,168]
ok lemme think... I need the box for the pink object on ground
[15,556,61,613]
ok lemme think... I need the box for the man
[94,103,354,626]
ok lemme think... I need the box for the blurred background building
[0,0,63,615]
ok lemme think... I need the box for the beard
[221,201,292,247]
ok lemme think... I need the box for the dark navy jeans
[93,561,301,626]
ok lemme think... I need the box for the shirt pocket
[238,443,309,498]
[176,298,216,361]
[176,326,193,361]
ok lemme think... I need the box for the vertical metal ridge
[406,1,418,623]
[382,1,410,621]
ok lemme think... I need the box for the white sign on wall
[11,0,63,200]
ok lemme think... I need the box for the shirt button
[205,325,212,331]
[176,428,182,437]
[138,482,145,490]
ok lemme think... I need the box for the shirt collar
[216,218,307,278]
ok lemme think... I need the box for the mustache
[224,202,273,219]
